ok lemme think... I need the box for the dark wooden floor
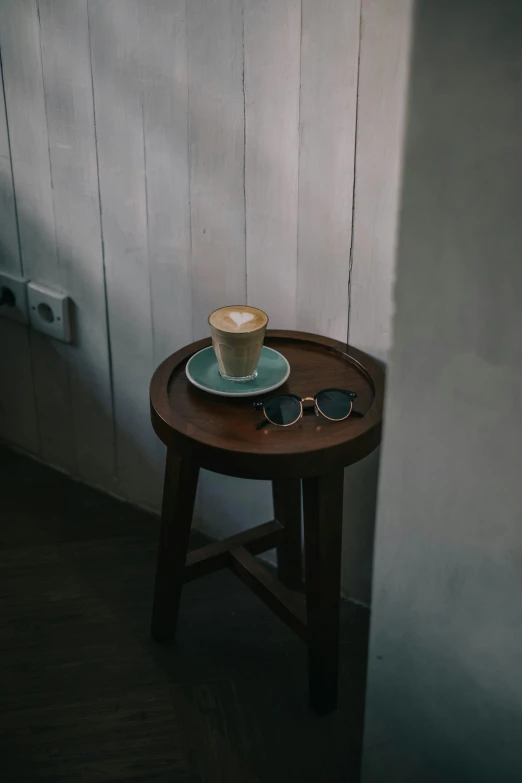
[0,445,369,782]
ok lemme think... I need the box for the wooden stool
[149,330,384,715]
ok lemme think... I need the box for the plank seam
[185,0,194,342]
[86,0,118,479]
[242,2,248,301]
[37,1,78,468]
[347,0,363,346]
[0,46,24,278]
[296,0,303,323]
[141,97,155,365]
[36,2,60,275]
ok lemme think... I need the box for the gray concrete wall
[362,1,522,780]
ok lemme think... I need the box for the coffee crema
[209,305,267,334]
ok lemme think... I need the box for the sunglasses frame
[254,388,359,429]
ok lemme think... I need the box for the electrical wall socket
[0,272,29,324]
[27,282,73,343]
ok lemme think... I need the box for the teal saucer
[186,346,290,398]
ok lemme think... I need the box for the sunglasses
[253,389,363,429]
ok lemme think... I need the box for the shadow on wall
[0,168,164,508]
[0,0,270,521]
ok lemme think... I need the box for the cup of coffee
[209,305,268,382]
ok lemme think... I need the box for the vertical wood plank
[88,0,158,506]
[137,0,192,366]
[297,0,360,341]
[0,0,76,470]
[38,0,115,485]
[187,0,246,339]
[187,0,248,529]
[0,55,20,275]
[244,0,300,327]
[0,1,57,277]
[0,54,38,451]
[348,0,412,360]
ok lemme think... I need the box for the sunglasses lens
[316,390,353,420]
[264,396,301,426]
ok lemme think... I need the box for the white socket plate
[27,282,72,343]
[0,272,28,324]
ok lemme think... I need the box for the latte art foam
[209,305,267,334]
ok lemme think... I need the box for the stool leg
[273,478,302,589]
[151,450,200,643]
[303,470,344,714]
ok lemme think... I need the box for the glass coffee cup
[209,305,268,382]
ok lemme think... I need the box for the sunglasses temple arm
[256,418,270,430]
[351,409,364,418]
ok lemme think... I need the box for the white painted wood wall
[0,0,409,601]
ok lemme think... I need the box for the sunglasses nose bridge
[300,397,319,417]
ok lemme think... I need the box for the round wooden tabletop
[150,330,385,480]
